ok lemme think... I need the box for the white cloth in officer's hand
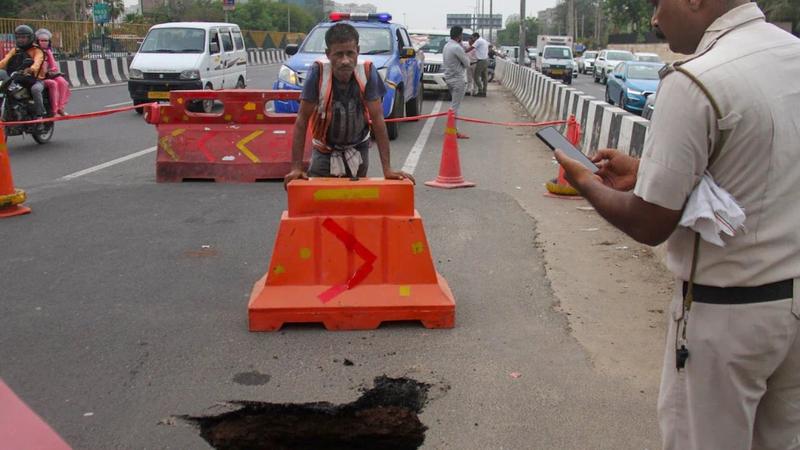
[680,172,746,247]
[329,147,362,177]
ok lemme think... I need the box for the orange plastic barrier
[145,90,311,182]
[545,115,583,198]
[248,178,456,331]
[0,126,31,218]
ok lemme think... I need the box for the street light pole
[518,0,526,65]
[489,0,493,42]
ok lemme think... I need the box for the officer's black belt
[682,279,793,305]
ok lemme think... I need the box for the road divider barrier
[545,115,583,198]
[0,126,30,218]
[248,178,457,331]
[145,90,311,182]
[425,109,475,189]
[496,59,650,157]
[53,48,286,89]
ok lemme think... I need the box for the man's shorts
[308,140,370,177]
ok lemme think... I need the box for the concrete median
[496,59,649,157]
[54,48,287,89]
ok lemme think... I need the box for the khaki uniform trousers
[658,279,800,450]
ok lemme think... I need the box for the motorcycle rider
[0,25,47,121]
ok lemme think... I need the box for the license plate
[147,91,170,100]
[551,69,563,75]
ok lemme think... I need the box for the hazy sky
[122,0,558,30]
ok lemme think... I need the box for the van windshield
[543,47,572,59]
[140,28,206,53]
[301,27,393,54]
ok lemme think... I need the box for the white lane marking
[60,146,156,181]
[104,100,133,108]
[401,100,443,175]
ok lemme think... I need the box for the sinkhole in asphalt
[184,376,430,450]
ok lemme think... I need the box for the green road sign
[93,3,110,24]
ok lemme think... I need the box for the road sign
[222,0,235,11]
[93,2,110,24]
[575,43,587,53]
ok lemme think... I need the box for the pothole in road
[182,376,430,450]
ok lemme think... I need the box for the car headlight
[179,69,200,80]
[129,68,143,80]
[627,88,643,96]
[377,67,388,82]
[278,65,298,86]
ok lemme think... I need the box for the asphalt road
[1,65,659,449]
[571,70,607,101]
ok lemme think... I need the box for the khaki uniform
[633,4,800,449]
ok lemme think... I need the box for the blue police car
[273,12,424,140]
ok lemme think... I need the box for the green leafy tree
[497,17,540,47]
[603,0,650,32]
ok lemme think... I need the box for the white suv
[593,49,634,84]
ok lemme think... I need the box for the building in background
[537,7,559,34]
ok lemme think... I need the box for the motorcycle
[0,59,55,144]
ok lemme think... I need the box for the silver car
[579,50,598,74]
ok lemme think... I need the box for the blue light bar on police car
[329,12,392,22]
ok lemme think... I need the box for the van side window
[233,30,244,50]
[221,31,234,52]
[209,30,220,54]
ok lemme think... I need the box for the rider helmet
[14,25,35,50]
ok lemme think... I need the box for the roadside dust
[502,88,674,393]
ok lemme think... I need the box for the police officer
[555,1,800,448]
[0,25,46,120]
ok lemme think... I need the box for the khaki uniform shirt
[634,3,800,287]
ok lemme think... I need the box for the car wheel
[620,93,627,112]
[594,72,599,83]
[605,87,613,104]
[134,100,145,115]
[386,89,404,141]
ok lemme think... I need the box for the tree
[496,17,540,47]
[603,0,650,33]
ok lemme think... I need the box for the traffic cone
[0,126,31,218]
[545,115,582,199]
[424,109,475,189]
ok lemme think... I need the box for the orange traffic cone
[0,126,31,218]
[424,109,475,189]
[545,115,583,199]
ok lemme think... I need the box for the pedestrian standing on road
[442,25,470,139]
[463,35,478,96]
[555,2,800,449]
[283,23,414,188]
[469,32,490,97]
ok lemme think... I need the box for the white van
[128,22,247,113]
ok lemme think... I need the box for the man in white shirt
[463,36,478,96]
[469,32,489,97]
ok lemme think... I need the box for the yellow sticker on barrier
[313,188,380,201]
[177,98,184,104]
[182,115,189,121]
[399,286,411,297]
[299,247,312,260]
[224,114,232,121]
[256,114,264,120]
[411,241,425,255]
[273,265,286,275]
[244,102,256,111]
[159,128,185,161]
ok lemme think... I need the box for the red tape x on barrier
[318,217,378,304]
